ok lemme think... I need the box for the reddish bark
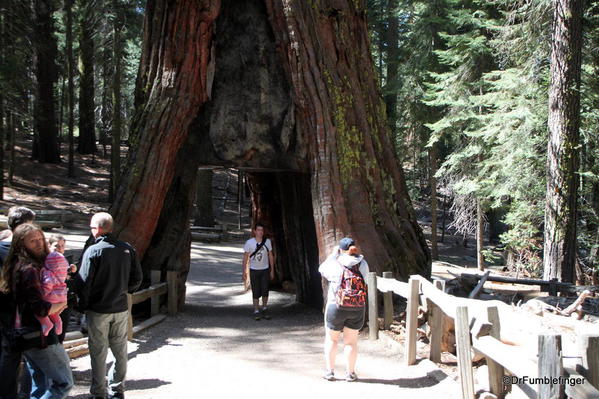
[263,0,430,277]
[111,0,220,257]
[113,0,429,307]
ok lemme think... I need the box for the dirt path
[67,238,459,399]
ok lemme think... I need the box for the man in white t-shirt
[242,223,275,320]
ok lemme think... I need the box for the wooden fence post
[367,272,378,340]
[151,270,161,316]
[538,333,563,399]
[383,271,394,330]
[486,306,505,398]
[432,278,446,293]
[455,305,475,399]
[579,334,599,390]
[405,275,420,365]
[126,293,133,340]
[167,271,178,316]
[428,279,444,363]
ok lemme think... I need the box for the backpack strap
[249,238,268,259]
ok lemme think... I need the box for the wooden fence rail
[64,269,181,357]
[370,272,599,399]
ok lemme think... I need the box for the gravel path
[68,240,459,399]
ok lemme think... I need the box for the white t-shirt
[243,237,272,270]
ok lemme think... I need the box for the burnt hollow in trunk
[195,0,304,171]
[247,172,321,308]
[192,0,320,305]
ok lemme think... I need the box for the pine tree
[543,0,584,282]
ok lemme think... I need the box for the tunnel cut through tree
[111,0,431,307]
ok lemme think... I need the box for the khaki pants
[86,310,129,397]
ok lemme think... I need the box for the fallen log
[460,272,599,295]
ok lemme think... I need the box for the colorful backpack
[335,263,367,309]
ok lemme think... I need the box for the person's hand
[49,301,67,315]
[69,264,77,273]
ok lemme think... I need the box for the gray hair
[91,212,114,231]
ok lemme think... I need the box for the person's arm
[74,247,96,311]
[268,250,275,280]
[242,252,249,281]
[128,245,142,293]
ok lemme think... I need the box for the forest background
[0,0,597,283]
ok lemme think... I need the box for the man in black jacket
[78,212,142,399]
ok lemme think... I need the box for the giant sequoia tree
[111,0,431,307]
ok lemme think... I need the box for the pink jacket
[41,252,69,304]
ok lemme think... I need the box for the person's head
[48,234,66,254]
[253,222,265,240]
[0,224,48,293]
[90,212,113,238]
[7,206,36,231]
[339,237,359,256]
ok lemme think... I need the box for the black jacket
[77,234,142,313]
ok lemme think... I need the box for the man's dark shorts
[249,268,269,299]
[325,303,365,331]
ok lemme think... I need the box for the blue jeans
[23,344,73,399]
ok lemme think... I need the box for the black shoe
[109,393,125,399]
[90,396,105,399]
[253,311,261,321]
[261,309,271,320]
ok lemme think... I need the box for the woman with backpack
[318,237,369,382]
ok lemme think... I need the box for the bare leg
[252,298,260,312]
[324,328,341,372]
[342,327,359,374]
[261,296,268,309]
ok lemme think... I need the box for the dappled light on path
[68,239,458,398]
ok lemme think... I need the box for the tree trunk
[111,0,430,307]
[543,0,584,283]
[110,0,220,256]
[264,0,430,278]
[142,120,202,293]
[100,52,111,158]
[8,112,15,185]
[32,0,60,163]
[0,7,5,200]
[111,0,123,199]
[430,145,438,260]
[477,199,485,271]
[194,170,214,227]
[77,1,97,155]
[384,0,399,143]
[65,0,75,177]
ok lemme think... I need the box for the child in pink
[37,251,69,336]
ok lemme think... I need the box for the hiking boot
[253,311,261,321]
[323,370,335,381]
[345,372,358,382]
[261,308,271,320]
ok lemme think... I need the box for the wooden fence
[367,272,599,399]
[64,270,182,357]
